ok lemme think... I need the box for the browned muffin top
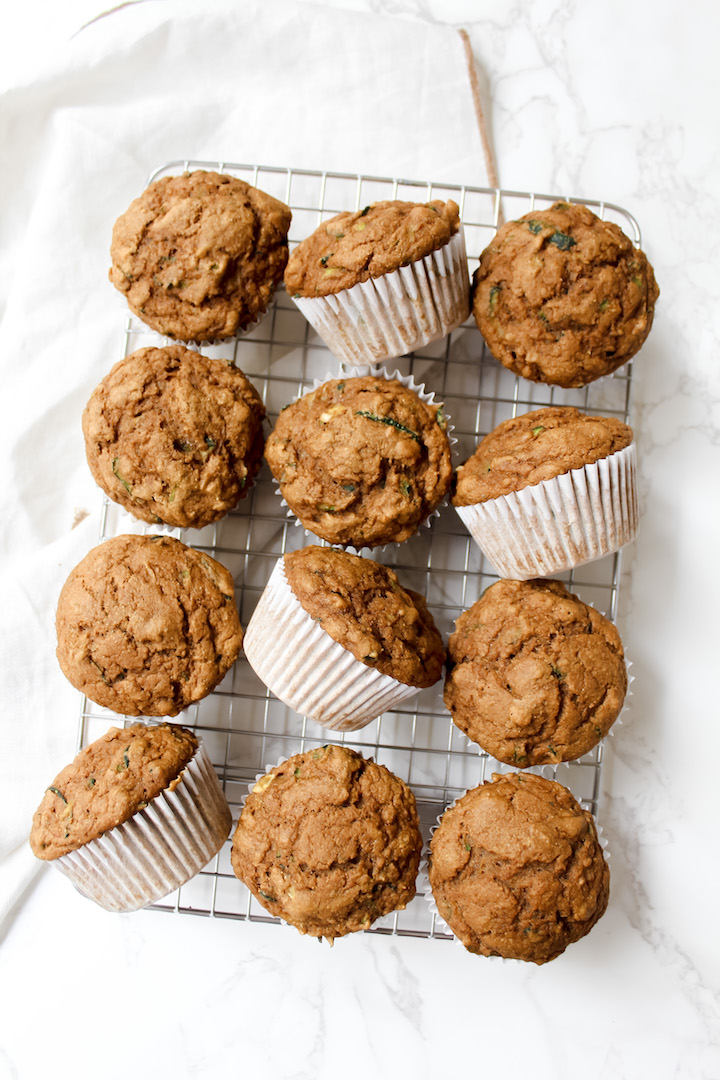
[453,406,633,506]
[265,376,452,547]
[30,724,198,861]
[473,201,659,387]
[83,346,265,530]
[56,535,243,717]
[444,578,627,766]
[284,546,445,688]
[428,772,609,964]
[285,199,461,298]
[109,170,292,341]
[230,745,422,941]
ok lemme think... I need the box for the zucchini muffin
[83,345,265,529]
[243,546,445,730]
[453,406,638,578]
[473,200,658,387]
[428,772,609,964]
[56,534,243,716]
[109,170,292,342]
[285,200,470,364]
[265,374,453,547]
[444,578,627,766]
[231,745,422,940]
[30,723,232,911]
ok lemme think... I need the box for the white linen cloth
[0,0,487,926]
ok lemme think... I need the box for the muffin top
[30,724,198,861]
[285,199,461,297]
[453,406,633,506]
[444,578,627,766]
[265,375,453,547]
[473,201,659,387]
[428,772,610,964]
[56,535,243,717]
[284,546,445,688]
[83,345,265,530]
[109,170,292,341]
[231,745,421,941]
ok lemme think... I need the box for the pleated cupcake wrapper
[274,364,455,549]
[242,557,420,731]
[54,740,232,912]
[420,790,609,959]
[291,228,470,365]
[455,442,638,580]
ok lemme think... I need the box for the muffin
[428,772,609,963]
[56,534,243,716]
[473,200,659,387]
[30,723,232,911]
[285,199,470,364]
[264,373,453,547]
[109,170,292,342]
[243,545,446,731]
[231,745,422,940]
[444,578,627,766]
[453,406,637,578]
[82,345,266,529]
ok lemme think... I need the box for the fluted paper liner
[291,229,470,365]
[54,740,232,912]
[243,558,421,731]
[455,442,638,579]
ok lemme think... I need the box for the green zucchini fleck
[355,410,420,442]
[598,298,609,312]
[204,435,217,449]
[531,425,545,437]
[258,890,277,903]
[551,665,564,679]
[335,381,345,393]
[47,786,67,804]
[317,503,336,513]
[436,406,447,430]
[527,219,544,235]
[320,253,333,266]
[360,205,371,217]
[548,229,576,251]
[86,777,96,789]
[294,767,301,778]
[488,284,501,313]
[341,482,356,493]
[400,479,413,497]
[111,458,132,494]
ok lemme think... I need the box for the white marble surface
[1,1,719,1078]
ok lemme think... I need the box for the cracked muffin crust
[55,535,243,716]
[109,170,292,341]
[82,345,266,529]
[264,375,453,547]
[473,201,659,387]
[453,406,633,506]
[231,745,422,940]
[428,772,610,963]
[444,578,627,766]
[284,199,461,297]
[30,723,198,860]
[284,546,445,688]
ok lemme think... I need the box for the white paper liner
[273,364,455,549]
[290,228,470,365]
[54,739,232,912]
[242,558,422,731]
[421,780,610,960]
[455,442,638,579]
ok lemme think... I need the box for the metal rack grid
[77,161,639,941]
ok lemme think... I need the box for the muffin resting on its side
[428,772,609,964]
[231,745,422,940]
[264,375,453,547]
[109,170,292,342]
[242,546,445,731]
[444,578,627,766]
[56,535,243,717]
[452,406,638,579]
[30,723,232,912]
[82,345,266,529]
[473,201,659,387]
[284,200,470,365]
[453,406,633,506]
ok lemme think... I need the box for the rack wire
[77,161,639,940]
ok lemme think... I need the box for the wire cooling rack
[76,161,639,940]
